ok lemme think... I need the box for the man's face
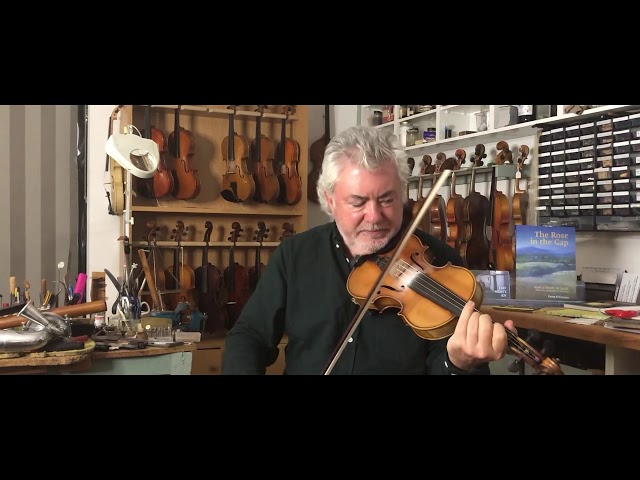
[325,159,404,257]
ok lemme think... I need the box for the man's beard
[347,228,394,256]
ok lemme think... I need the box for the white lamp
[105,127,160,178]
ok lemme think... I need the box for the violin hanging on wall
[461,146,490,270]
[224,222,251,329]
[221,105,255,203]
[308,105,331,203]
[195,221,228,333]
[250,105,279,203]
[248,221,269,292]
[105,105,125,215]
[276,105,302,205]
[164,220,195,309]
[168,105,200,200]
[136,105,174,199]
[512,145,530,227]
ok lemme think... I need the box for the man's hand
[446,301,516,372]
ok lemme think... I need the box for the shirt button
[348,337,353,343]
[336,244,340,248]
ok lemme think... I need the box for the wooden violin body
[462,148,490,270]
[168,107,200,200]
[136,106,173,199]
[221,106,255,203]
[248,221,269,292]
[276,106,302,206]
[428,153,448,243]
[150,126,174,199]
[489,146,514,272]
[347,234,483,340]
[446,172,466,250]
[224,222,252,329]
[164,221,196,309]
[194,221,229,333]
[141,221,166,310]
[512,145,530,227]
[345,233,564,374]
[251,106,280,203]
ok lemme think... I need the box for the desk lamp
[105,126,159,178]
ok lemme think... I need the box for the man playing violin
[223,125,516,375]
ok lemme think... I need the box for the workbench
[482,305,640,375]
[0,342,197,375]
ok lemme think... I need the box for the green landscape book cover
[514,225,577,301]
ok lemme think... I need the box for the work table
[482,305,640,374]
[0,342,196,375]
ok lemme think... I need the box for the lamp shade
[105,132,160,179]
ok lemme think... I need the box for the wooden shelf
[408,164,531,186]
[360,105,638,154]
[130,204,305,216]
[137,105,299,121]
[134,241,282,248]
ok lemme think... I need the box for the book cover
[471,270,510,301]
[515,225,577,301]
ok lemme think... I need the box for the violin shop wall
[87,105,318,310]
[331,105,640,294]
[83,105,638,321]
[0,105,81,305]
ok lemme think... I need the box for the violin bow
[322,170,452,375]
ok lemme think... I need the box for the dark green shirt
[223,221,490,375]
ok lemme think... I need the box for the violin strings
[389,260,540,363]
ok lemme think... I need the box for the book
[562,301,624,312]
[615,272,640,303]
[603,320,640,333]
[514,225,577,301]
[471,270,510,301]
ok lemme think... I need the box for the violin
[224,222,251,329]
[195,221,228,333]
[403,157,416,218]
[105,105,125,215]
[221,105,255,203]
[411,175,431,234]
[141,220,165,310]
[276,105,302,205]
[445,172,465,250]
[461,145,490,270]
[164,220,196,309]
[141,105,174,199]
[406,156,433,227]
[344,232,563,374]
[428,153,449,243]
[420,154,435,175]
[168,105,201,200]
[248,221,269,292]
[407,157,415,176]
[308,105,331,203]
[490,141,514,272]
[250,105,280,203]
[280,222,295,240]
[495,140,513,165]
[512,145,530,227]
[454,149,466,170]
